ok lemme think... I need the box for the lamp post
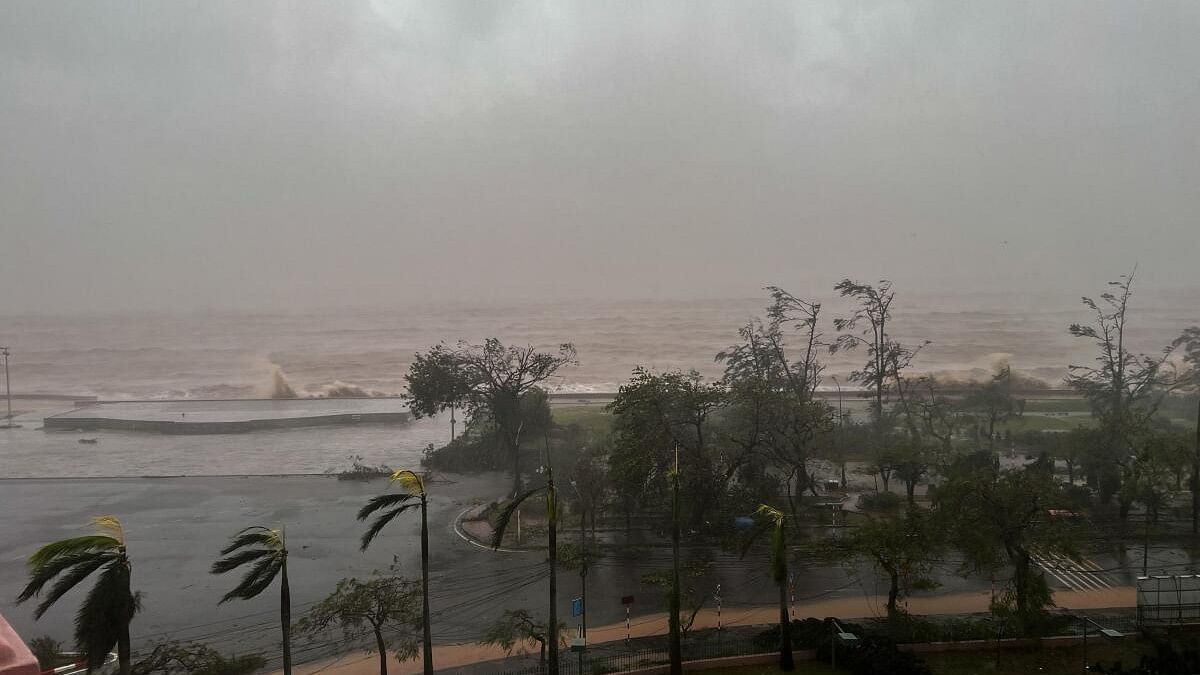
[831,375,845,487]
[829,618,858,670]
[570,479,588,675]
[1,347,11,424]
[1078,615,1123,673]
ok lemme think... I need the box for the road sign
[571,597,583,617]
[621,595,635,605]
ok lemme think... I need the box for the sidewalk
[289,586,1135,675]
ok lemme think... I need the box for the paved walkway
[290,586,1135,675]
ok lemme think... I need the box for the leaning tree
[211,526,293,675]
[18,516,138,675]
[406,339,576,495]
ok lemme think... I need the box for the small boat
[78,438,99,444]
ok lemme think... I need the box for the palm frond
[359,503,419,551]
[28,536,120,569]
[390,469,425,496]
[218,554,282,603]
[210,547,274,575]
[75,559,134,673]
[755,504,784,523]
[90,516,125,546]
[219,527,282,555]
[34,552,117,619]
[491,487,544,549]
[356,493,416,521]
[19,549,116,604]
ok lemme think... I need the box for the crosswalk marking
[1030,549,1116,592]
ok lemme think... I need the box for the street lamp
[829,618,858,670]
[1,347,11,424]
[831,376,846,487]
[1078,615,1123,673]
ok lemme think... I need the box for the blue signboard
[571,597,583,617]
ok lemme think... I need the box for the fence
[493,636,764,675]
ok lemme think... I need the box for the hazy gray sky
[2,1,1198,312]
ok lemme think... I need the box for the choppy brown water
[1,291,1196,400]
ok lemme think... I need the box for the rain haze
[4,5,1200,675]
[2,1,1198,312]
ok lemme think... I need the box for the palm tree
[744,505,794,671]
[17,516,138,675]
[491,463,560,675]
[358,469,434,675]
[211,526,292,675]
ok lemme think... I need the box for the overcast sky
[1,1,1198,312]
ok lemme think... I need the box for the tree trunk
[510,434,523,496]
[905,478,916,505]
[281,558,293,675]
[117,621,131,675]
[777,575,794,671]
[374,626,388,675]
[887,570,900,617]
[668,473,682,675]
[548,486,559,675]
[420,496,434,675]
[1193,398,1199,535]
[1012,550,1030,620]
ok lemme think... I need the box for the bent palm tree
[358,469,433,675]
[211,526,292,675]
[17,516,138,675]
[492,465,560,675]
[743,505,794,671]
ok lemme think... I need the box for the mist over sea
[3,291,1197,400]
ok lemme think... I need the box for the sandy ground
[290,586,1135,675]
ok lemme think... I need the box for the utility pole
[668,445,682,675]
[1193,398,1199,536]
[1,347,11,424]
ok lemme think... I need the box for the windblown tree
[358,470,434,675]
[606,367,724,528]
[963,365,1016,452]
[406,339,576,495]
[1067,271,1179,511]
[832,279,928,493]
[849,508,941,618]
[718,288,833,521]
[934,457,1077,633]
[491,460,562,675]
[892,377,960,503]
[131,641,265,675]
[297,574,422,675]
[210,526,293,675]
[481,610,564,669]
[1174,326,1200,533]
[741,505,795,671]
[17,517,138,675]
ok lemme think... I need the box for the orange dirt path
[288,587,1134,675]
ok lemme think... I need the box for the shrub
[857,491,904,512]
[27,636,64,670]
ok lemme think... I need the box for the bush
[336,455,391,481]
[857,491,904,512]
[756,618,931,675]
[27,636,64,670]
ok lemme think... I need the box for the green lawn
[552,405,613,436]
[997,414,1095,432]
